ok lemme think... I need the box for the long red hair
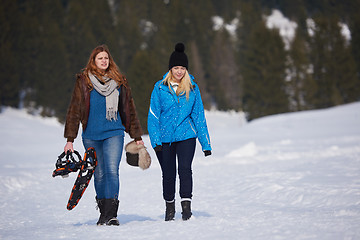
[83,44,124,87]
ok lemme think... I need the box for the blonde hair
[162,70,193,100]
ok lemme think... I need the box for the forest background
[1,0,359,132]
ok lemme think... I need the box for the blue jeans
[83,135,124,199]
[156,138,196,202]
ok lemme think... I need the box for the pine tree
[242,21,288,120]
[309,14,359,108]
[33,0,70,118]
[346,0,360,100]
[209,29,242,110]
[188,40,211,109]
[64,0,98,75]
[186,0,216,110]
[14,0,44,108]
[0,0,20,107]
[126,49,162,132]
[163,0,191,43]
[113,0,145,71]
[327,24,358,104]
[2,0,359,123]
[287,27,315,111]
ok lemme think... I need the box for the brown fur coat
[64,73,143,142]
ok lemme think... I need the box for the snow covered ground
[0,102,359,240]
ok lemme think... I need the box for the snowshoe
[52,150,82,178]
[67,147,97,210]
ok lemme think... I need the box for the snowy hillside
[0,103,359,240]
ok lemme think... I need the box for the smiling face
[171,66,186,82]
[95,51,109,71]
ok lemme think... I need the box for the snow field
[0,102,359,239]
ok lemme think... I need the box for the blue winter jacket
[147,73,211,151]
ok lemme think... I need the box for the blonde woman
[148,43,212,221]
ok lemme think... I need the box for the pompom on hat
[168,42,188,70]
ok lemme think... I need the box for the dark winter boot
[105,199,120,226]
[96,198,107,225]
[165,201,175,221]
[181,200,192,220]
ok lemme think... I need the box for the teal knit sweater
[82,89,125,140]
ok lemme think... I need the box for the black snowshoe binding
[52,150,83,178]
[52,147,97,210]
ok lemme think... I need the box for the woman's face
[95,51,109,71]
[171,66,186,82]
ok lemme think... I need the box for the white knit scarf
[89,73,119,121]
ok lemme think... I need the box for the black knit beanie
[168,43,188,70]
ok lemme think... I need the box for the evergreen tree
[209,29,242,110]
[33,0,69,118]
[346,0,360,94]
[242,21,288,120]
[0,0,20,107]
[210,0,243,21]
[186,0,215,110]
[163,0,191,43]
[126,49,162,132]
[326,23,359,104]
[273,0,307,20]
[188,40,212,109]
[114,0,145,71]
[309,15,359,108]
[287,27,316,111]
[2,0,359,124]
[14,0,44,108]
[64,0,98,75]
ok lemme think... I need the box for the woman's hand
[64,142,74,153]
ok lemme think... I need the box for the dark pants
[156,138,196,202]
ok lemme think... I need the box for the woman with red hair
[64,44,144,226]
